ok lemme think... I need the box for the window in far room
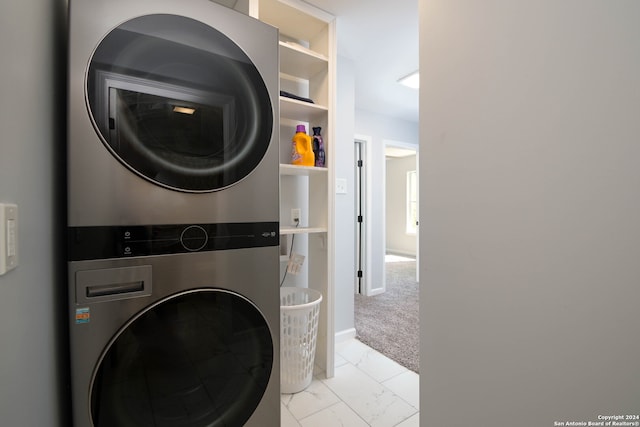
[406,170,418,234]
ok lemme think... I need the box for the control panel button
[180,225,208,251]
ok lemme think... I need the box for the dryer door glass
[87,14,273,192]
[90,290,273,427]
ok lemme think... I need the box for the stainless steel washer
[66,1,280,425]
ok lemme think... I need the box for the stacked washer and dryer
[66,0,280,426]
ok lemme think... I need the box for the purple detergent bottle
[312,127,325,167]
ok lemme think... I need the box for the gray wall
[0,1,67,426]
[419,1,640,425]
[386,154,417,257]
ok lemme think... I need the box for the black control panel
[68,222,279,261]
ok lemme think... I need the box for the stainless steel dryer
[66,0,280,425]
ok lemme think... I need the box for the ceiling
[302,0,419,123]
[385,146,417,157]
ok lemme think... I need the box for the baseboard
[335,328,356,343]
[367,288,385,297]
[386,249,416,258]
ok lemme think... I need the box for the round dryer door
[86,14,273,192]
[90,289,274,427]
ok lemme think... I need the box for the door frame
[355,136,419,296]
[354,134,381,296]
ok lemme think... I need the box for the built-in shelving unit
[212,0,335,380]
[257,0,336,380]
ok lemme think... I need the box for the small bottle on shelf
[312,127,325,167]
[291,124,315,167]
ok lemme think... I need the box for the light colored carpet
[354,260,419,373]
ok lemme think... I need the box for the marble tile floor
[281,338,419,427]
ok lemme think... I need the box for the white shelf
[280,96,328,122]
[280,164,328,176]
[280,41,328,79]
[280,226,327,235]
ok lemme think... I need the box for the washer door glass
[90,290,273,427]
[87,14,273,192]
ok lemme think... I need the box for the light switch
[0,203,18,275]
[336,178,347,195]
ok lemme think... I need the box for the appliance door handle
[86,281,145,298]
[76,265,152,304]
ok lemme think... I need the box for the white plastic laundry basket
[280,287,323,394]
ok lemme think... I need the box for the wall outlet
[291,208,301,225]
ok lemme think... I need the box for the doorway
[353,137,420,373]
[384,141,419,283]
[355,137,418,297]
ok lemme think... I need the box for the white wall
[386,155,417,257]
[419,1,640,425]
[333,55,357,335]
[0,1,67,426]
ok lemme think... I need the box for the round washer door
[90,289,274,427]
[86,14,273,192]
